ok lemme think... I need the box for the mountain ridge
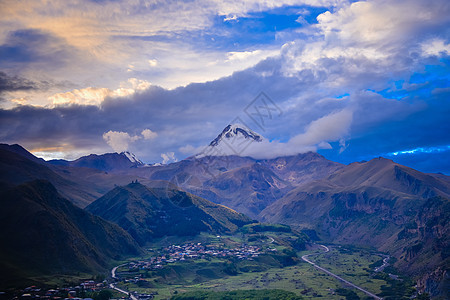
[48,151,144,171]
[86,182,252,245]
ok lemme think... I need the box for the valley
[0,139,448,299]
[108,230,411,300]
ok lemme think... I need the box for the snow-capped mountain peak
[121,151,144,165]
[209,124,263,147]
[195,124,263,158]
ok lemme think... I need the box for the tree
[93,289,113,300]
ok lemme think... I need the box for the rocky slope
[260,157,450,297]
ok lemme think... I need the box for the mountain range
[49,151,144,171]
[0,124,449,296]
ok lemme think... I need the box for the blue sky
[0,0,449,174]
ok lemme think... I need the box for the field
[112,228,414,299]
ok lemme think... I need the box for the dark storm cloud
[0,71,53,103]
[0,72,38,92]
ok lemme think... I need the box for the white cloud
[290,109,353,147]
[141,129,158,140]
[239,109,354,158]
[102,131,140,153]
[161,152,177,164]
[148,59,158,67]
[226,50,263,61]
[421,38,450,57]
[103,128,158,152]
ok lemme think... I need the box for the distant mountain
[0,180,141,288]
[86,182,252,245]
[196,124,262,158]
[49,151,144,172]
[137,152,343,218]
[199,163,290,217]
[260,157,450,297]
[209,124,263,146]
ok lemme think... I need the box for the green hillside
[86,182,252,245]
[0,180,142,288]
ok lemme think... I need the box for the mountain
[260,157,450,226]
[138,152,343,218]
[2,142,449,295]
[0,146,101,207]
[260,157,450,297]
[0,145,159,207]
[0,180,142,288]
[86,182,252,246]
[0,143,46,165]
[49,151,144,172]
[262,152,344,185]
[209,124,263,147]
[196,124,263,158]
[199,163,290,217]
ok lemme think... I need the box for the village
[5,280,112,300]
[5,242,280,300]
[120,242,277,276]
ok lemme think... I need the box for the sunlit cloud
[48,78,151,106]
[148,59,158,67]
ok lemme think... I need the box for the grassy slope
[86,182,252,245]
[0,180,142,288]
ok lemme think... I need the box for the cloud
[148,59,158,67]
[0,72,38,93]
[102,131,140,153]
[161,152,177,164]
[48,78,152,106]
[141,129,158,140]
[0,29,84,75]
[193,108,354,159]
[0,0,449,174]
[421,38,450,57]
[102,128,158,152]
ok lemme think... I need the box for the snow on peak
[194,124,264,159]
[121,151,144,165]
[209,124,263,147]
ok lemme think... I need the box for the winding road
[301,245,383,300]
[374,256,390,273]
[110,264,138,300]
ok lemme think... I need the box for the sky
[0,0,449,174]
